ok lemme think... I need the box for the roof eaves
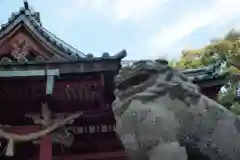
[0,50,127,66]
[30,18,86,58]
[183,67,211,77]
[24,13,86,59]
[76,49,127,61]
[183,62,229,82]
[0,10,22,37]
[189,70,229,82]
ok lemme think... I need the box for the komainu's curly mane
[113,60,201,116]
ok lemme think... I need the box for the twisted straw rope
[0,112,82,142]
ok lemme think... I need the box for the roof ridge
[37,21,86,57]
[23,4,86,58]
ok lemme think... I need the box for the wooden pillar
[39,103,52,160]
[100,74,106,109]
[40,73,55,160]
[39,135,52,160]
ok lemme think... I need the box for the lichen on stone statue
[112,59,240,160]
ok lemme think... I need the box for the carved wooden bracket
[11,39,29,63]
[0,38,46,65]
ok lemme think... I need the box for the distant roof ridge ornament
[22,0,42,25]
[23,0,29,10]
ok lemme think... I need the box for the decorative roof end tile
[19,7,25,13]
[87,54,94,59]
[102,52,110,58]
[155,59,168,65]
[24,0,30,10]
[112,50,127,59]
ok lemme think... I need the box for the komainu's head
[113,59,201,115]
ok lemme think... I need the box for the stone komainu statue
[112,59,240,160]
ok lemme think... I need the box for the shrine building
[0,1,228,160]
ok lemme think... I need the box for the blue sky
[0,0,240,60]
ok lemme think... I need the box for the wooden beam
[0,61,121,74]
[46,75,54,95]
[2,125,40,134]
[197,79,227,88]
[53,150,126,160]
[0,69,59,77]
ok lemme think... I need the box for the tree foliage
[175,29,240,72]
[173,29,240,114]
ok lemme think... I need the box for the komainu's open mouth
[117,71,152,90]
[116,60,166,91]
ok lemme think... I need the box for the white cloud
[148,0,240,58]
[56,0,240,60]
[112,0,168,22]
[60,0,168,23]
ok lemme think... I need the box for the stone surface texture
[112,60,240,160]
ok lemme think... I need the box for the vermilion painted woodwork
[0,27,54,59]
[0,79,103,102]
[2,125,40,134]
[39,135,52,160]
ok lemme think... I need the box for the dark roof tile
[121,59,228,82]
[182,61,229,82]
